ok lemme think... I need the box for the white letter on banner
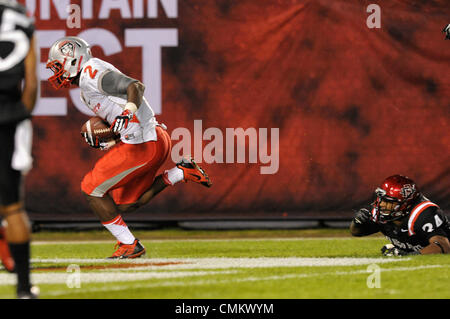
[69,29,123,115]
[366,4,381,29]
[40,0,70,20]
[259,128,279,175]
[33,30,67,116]
[81,0,94,19]
[125,29,178,115]
[24,0,36,17]
[133,0,144,18]
[171,127,191,163]
[99,0,132,19]
[203,127,224,164]
[66,4,81,29]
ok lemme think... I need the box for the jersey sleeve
[79,59,111,95]
[100,70,138,97]
[411,206,448,241]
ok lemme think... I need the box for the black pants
[0,122,22,206]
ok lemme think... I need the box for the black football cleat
[17,286,40,299]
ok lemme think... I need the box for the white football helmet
[46,36,92,89]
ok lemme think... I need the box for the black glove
[443,24,450,40]
[381,244,420,256]
[353,208,371,225]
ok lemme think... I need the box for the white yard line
[0,270,237,286]
[0,257,408,285]
[34,264,450,297]
[31,237,383,245]
[29,257,407,268]
[1,256,445,298]
[0,257,407,287]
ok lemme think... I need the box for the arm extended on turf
[350,220,380,236]
[419,235,450,254]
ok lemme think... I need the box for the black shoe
[17,286,40,299]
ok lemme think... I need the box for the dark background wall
[22,0,449,222]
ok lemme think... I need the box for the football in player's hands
[81,116,118,149]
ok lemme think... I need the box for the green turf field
[0,228,449,299]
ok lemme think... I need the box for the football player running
[350,175,450,256]
[46,37,212,259]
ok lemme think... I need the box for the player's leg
[116,129,212,214]
[0,122,37,298]
[82,192,145,259]
[157,126,212,188]
[80,141,156,258]
[117,174,168,214]
[83,191,134,242]
[1,205,38,298]
[0,204,34,297]
[114,126,173,214]
[116,156,212,214]
[115,160,212,214]
[83,191,119,223]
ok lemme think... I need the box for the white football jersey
[78,58,158,144]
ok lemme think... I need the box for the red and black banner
[21,0,449,221]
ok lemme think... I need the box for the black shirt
[0,1,35,124]
[360,195,450,252]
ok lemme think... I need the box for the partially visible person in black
[350,175,450,256]
[443,24,450,39]
[0,0,38,298]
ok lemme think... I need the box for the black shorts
[0,122,22,206]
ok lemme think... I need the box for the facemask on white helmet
[46,36,92,89]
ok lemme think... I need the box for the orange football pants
[81,126,172,205]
